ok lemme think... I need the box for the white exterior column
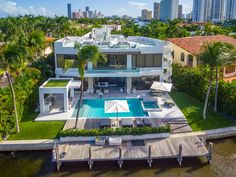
[64,88,69,112]
[127,55,132,69]
[39,89,45,113]
[159,74,163,82]
[88,78,94,92]
[126,77,132,93]
[70,88,75,98]
[87,62,93,70]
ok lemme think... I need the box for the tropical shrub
[59,126,170,137]
[172,64,236,119]
[0,68,41,138]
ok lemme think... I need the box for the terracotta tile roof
[168,35,236,55]
[45,37,55,43]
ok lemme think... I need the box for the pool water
[72,98,147,118]
[143,101,159,109]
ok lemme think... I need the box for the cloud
[0,0,53,16]
[128,1,147,10]
[116,8,127,14]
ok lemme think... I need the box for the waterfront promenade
[1,126,236,152]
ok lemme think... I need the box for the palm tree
[199,42,236,119]
[28,30,46,58]
[0,43,28,133]
[213,43,236,112]
[65,45,106,128]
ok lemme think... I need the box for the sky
[0,0,193,18]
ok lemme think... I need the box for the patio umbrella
[104,100,130,126]
[151,81,173,92]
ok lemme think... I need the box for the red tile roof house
[167,35,236,81]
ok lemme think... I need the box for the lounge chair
[143,119,152,127]
[95,136,106,145]
[104,89,109,94]
[99,119,112,128]
[121,119,133,127]
[136,119,144,127]
[109,137,122,146]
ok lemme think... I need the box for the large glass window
[181,53,185,62]
[187,55,194,66]
[132,76,160,90]
[94,77,126,88]
[132,54,162,68]
[94,55,126,69]
[57,54,78,68]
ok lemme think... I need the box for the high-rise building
[204,0,213,21]
[67,3,72,19]
[154,2,160,19]
[226,0,236,19]
[186,11,193,19]
[212,0,225,22]
[178,5,183,19]
[86,6,90,12]
[72,10,83,19]
[192,0,212,22]
[141,9,152,20]
[160,0,179,21]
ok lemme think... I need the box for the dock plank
[56,135,209,162]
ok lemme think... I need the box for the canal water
[1,137,236,177]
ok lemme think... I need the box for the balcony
[55,67,163,78]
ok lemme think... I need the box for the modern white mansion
[54,27,172,93]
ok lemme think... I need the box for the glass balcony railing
[86,68,140,74]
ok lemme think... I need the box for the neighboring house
[101,25,121,31]
[54,27,172,93]
[168,35,236,79]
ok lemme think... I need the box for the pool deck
[35,91,185,122]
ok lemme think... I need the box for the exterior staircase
[162,42,173,83]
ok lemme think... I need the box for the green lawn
[8,112,65,140]
[170,91,236,131]
[44,79,69,87]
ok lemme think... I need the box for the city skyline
[0,0,192,17]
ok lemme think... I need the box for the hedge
[58,126,170,137]
[172,64,236,118]
[0,68,41,138]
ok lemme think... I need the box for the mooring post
[177,144,183,166]
[88,146,93,170]
[54,143,61,171]
[147,145,153,168]
[118,147,123,168]
[207,142,213,164]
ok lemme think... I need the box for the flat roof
[55,28,164,51]
[43,79,70,88]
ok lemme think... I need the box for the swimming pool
[72,98,147,118]
[143,101,159,109]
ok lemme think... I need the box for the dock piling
[54,144,61,171]
[207,142,213,164]
[147,145,153,167]
[118,147,123,168]
[177,144,183,166]
[88,146,93,170]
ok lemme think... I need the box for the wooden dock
[53,135,213,170]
